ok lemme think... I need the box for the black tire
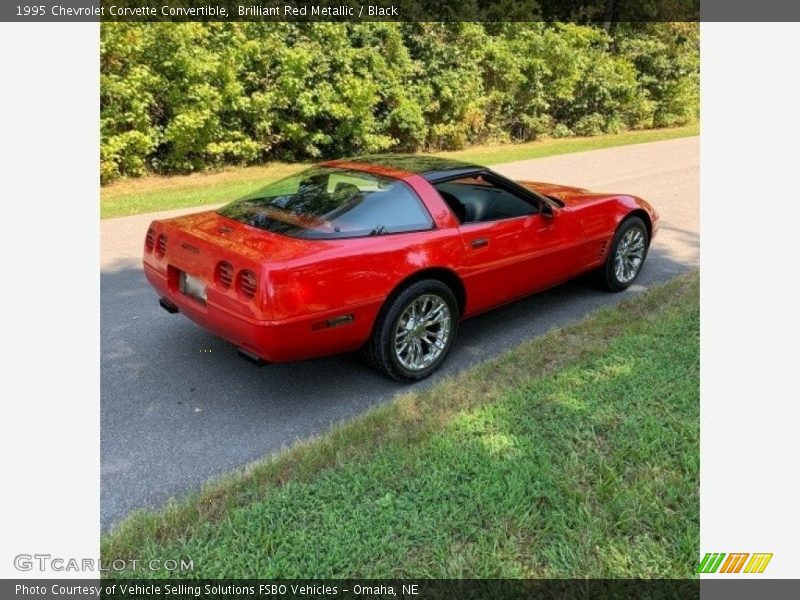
[594,216,650,292]
[365,279,459,382]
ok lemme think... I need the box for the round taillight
[156,234,167,258]
[215,261,234,289]
[236,269,258,300]
[145,228,155,252]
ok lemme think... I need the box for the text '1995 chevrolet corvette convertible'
[143,155,658,380]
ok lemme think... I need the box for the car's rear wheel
[366,280,459,381]
[596,216,650,292]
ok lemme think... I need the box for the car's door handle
[471,238,489,249]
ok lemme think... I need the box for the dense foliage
[101,22,698,183]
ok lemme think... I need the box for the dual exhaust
[159,297,179,314]
[159,297,267,366]
[236,347,267,367]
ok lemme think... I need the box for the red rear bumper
[143,263,377,363]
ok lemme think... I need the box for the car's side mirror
[542,203,561,219]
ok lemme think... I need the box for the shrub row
[101,22,698,183]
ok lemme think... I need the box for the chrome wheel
[614,226,646,283]
[393,294,452,371]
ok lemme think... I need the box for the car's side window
[435,175,538,224]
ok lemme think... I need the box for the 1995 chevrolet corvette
[143,155,658,381]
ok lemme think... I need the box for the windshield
[217,166,433,239]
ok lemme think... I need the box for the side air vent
[215,261,234,289]
[597,239,610,260]
[156,234,167,258]
[237,269,258,300]
[145,228,155,252]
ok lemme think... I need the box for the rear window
[217,167,433,239]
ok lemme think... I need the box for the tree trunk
[603,0,615,33]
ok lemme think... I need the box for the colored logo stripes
[697,553,773,574]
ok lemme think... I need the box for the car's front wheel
[596,216,650,292]
[366,280,459,381]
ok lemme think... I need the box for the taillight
[236,269,257,299]
[156,234,167,258]
[215,261,234,289]
[145,228,155,253]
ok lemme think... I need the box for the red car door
[435,175,583,316]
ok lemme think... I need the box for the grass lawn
[101,123,699,219]
[102,272,699,578]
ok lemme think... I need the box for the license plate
[179,271,207,304]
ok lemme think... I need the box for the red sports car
[143,155,658,381]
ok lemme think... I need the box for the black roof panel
[348,154,482,181]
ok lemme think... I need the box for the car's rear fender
[266,229,465,324]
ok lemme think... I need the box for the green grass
[102,272,699,578]
[101,123,699,219]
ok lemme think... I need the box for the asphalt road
[101,137,699,530]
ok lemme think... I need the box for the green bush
[100,22,699,183]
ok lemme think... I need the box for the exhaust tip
[159,297,179,314]
[236,347,267,367]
